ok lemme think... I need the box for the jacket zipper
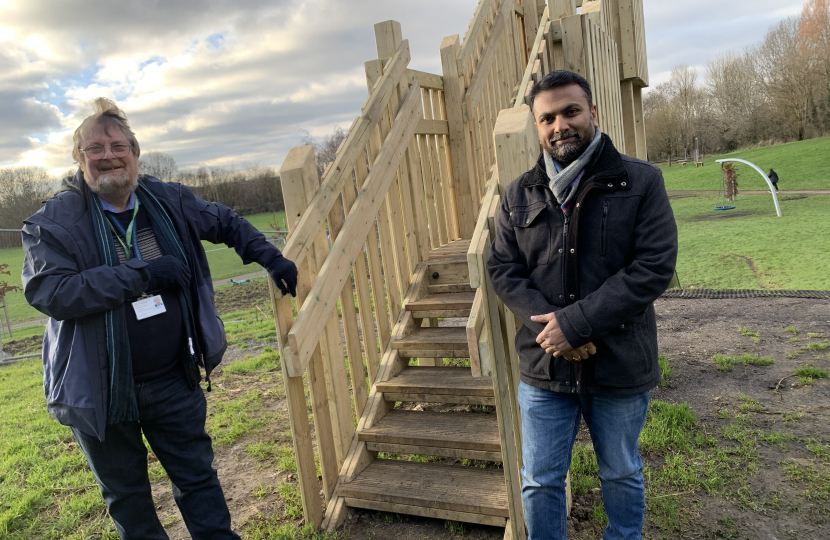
[601,200,609,256]
[561,212,577,393]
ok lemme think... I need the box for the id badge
[132,295,167,320]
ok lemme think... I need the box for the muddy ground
[154,283,830,540]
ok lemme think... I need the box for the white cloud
[0,0,812,174]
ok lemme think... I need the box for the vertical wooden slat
[440,34,475,238]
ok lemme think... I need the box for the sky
[0,0,810,176]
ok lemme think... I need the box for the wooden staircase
[331,240,512,528]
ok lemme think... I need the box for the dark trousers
[72,374,240,540]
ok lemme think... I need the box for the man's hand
[265,255,298,297]
[531,312,571,353]
[553,343,598,361]
[531,312,597,360]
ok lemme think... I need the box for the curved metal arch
[715,158,782,217]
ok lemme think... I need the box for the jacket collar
[521,133,627,188]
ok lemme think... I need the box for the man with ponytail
[22,98,298,540]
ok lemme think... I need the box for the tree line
[645,0,830,163]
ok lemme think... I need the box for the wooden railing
[440,0,542,238]
[269,31,433,527]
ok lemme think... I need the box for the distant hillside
[658,137,830,191]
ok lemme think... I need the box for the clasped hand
[530,312,597,361]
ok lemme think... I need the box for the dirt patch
[214,279,272,315]
[779,195,809,201]
[691,210,757,221]
[1,335,42,357]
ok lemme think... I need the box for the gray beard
[548,125,596,165]
[88,170,138,202]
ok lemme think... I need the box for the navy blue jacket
[22,171,281,440]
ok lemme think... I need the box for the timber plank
[381,392,495,406]
[392,327,469,351]
[359,410,500,452]
[405,291,476,311]
[344,498,507,527]
[339,460,509,517]
[377,366,494,396]
[365,442,501,462]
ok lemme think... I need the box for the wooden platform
[428,239,471,260]
[340,460,509,523]
[360,410,501,460]
[405,291,476,318]
[391,327,469,358]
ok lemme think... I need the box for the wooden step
[405,291,476,318]
[391,327,469,358]
[360,410,501,461]
[377,366,494,405]
[340,460,508,526]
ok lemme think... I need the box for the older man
[22,98,298,540]
[487,71,678,540]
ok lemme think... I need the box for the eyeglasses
[80,144,133,158]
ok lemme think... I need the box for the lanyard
[105,201,142,260]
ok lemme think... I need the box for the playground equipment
[268,2,651,537]
[715,158,783,217]
[715,162,738,211]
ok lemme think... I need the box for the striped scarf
[85,178,199,424]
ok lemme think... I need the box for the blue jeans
[72,373,240,540]
[517,382,650,540]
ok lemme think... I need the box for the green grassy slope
[670,194,830,290]
[660,137,830,191]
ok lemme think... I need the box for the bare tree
[139,151,178,180]
[300,126,349,179]
[0,167,55,229]
[644,83,683,163]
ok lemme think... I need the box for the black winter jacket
[487,135,678,394]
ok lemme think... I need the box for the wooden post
[633,84,647,159]
[440,34,476,239]
[492,106,572,523]
[493,105,539,193]
[620,79,638,158]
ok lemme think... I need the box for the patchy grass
[740,327,761,344]
[658,354,672,385]
[784,326,800,334]
[794,365,829,386]
[715,353,775,372]
[660,136,830,191]
[668,194,830,290]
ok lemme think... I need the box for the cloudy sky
[0,0,809,175]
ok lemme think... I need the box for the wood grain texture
[377,366,494,396]
[359,410,500,452]
[339,460,509,517]
[392,327,469,350]
[405,291,476,311]
[344,498,507,527]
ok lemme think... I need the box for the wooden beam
[407,69,444,90]
[286,83,423,376]
[466,0,514,115]
[493,105,539,194]
[415,118,449,135]
[514,6,550,109]
[440,34,475,238]
[274,40,411,293]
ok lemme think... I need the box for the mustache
[549,130,581,145]
[97,159,126,170]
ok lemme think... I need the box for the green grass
[794,365,829,386]
[669,194,830,290]
[0,359,117,540]
[658,354,672,385]
[0,211,287,324]
[660,137,830,191]
[715,353,775,372]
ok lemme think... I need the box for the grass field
[670,194,830,290]
[0,211,287,325]
[660,136,830,191]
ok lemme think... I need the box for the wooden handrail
[284,82,423,376]
[458,0,497,72]
[272,40,411,298]
[514,5,549,108]
[467,171,499,289]
[466,0,514,114]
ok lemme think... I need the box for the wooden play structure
[267,1,650,537]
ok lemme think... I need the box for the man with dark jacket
[487,71,678,540]
[22,98,298,540]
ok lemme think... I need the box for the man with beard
[487,71,677,540]
[21,98,298,540]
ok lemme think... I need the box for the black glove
[145,255,192,292]
[265,255,298,297]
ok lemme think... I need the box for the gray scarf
[543,127,602,209]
